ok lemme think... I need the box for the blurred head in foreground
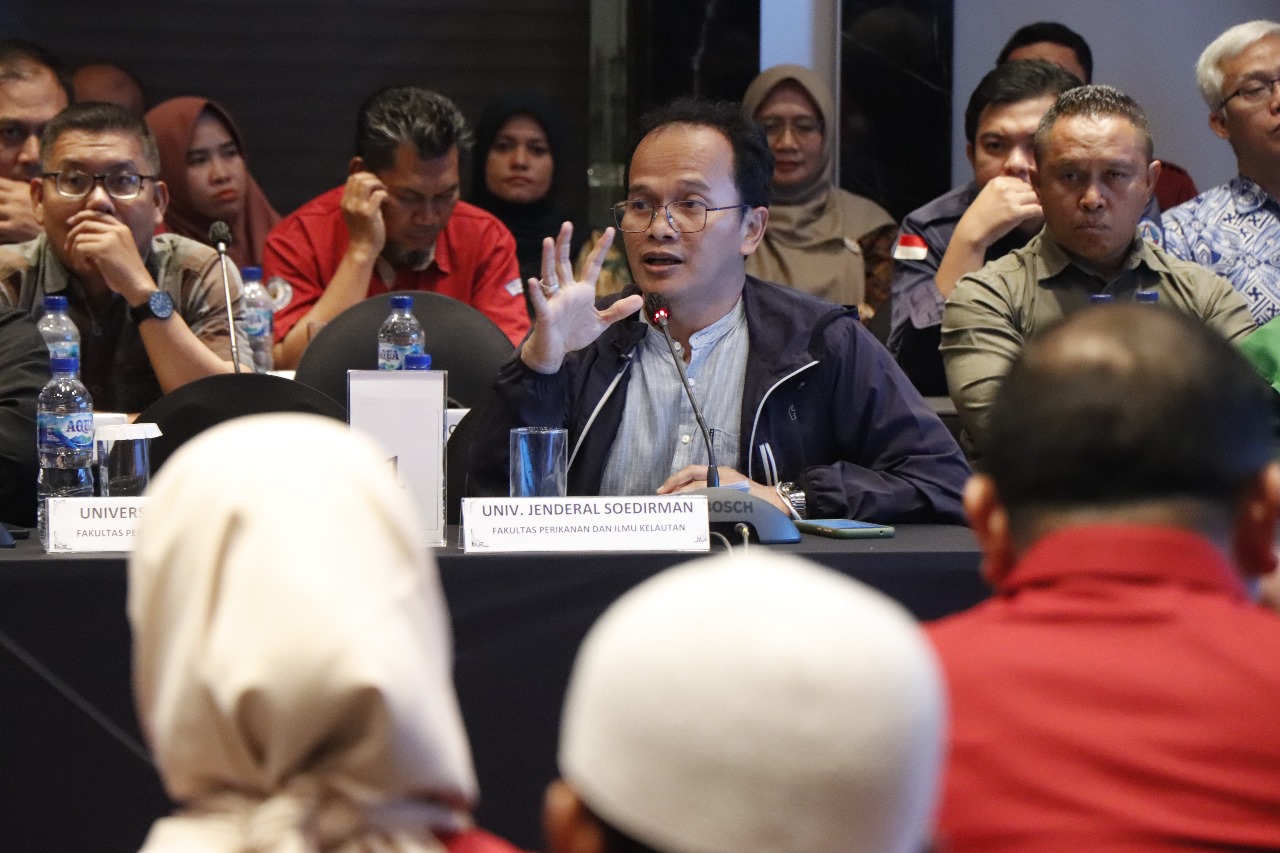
[129,413,478,852]
[971,304,1280,577]
[547,551,945,853]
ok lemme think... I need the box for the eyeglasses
[42,170,158,200]
[1221,75,1280,108]
[757,116,823,140]
[612,199,747,233]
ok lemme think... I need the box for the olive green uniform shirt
[941,230,1255,453]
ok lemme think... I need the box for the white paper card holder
[46,497,149,552]
[348,369,448,547]
[462,496,710,552]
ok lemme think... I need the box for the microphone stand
[645,294,719,488]
[208,221,243,374]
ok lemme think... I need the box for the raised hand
[340,170,388,258]
[63,210,154,303]
[521,222,643,374]
[959,175,1043,249]
[0,177,40,244]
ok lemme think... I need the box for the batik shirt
[1163,176,1280,325]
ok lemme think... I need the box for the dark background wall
[5,0,592,218]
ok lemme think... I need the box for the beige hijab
[743,64,894,306]
[128,414,478,853]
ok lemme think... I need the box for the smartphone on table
[794,519,895,539]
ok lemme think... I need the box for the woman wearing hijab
[128,413,523,853]
[742,65,896,321]
[145,97,281,269]
[470,92,584,287]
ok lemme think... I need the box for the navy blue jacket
[451,276,969,523]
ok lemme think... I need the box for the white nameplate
[46,497,149,552]
[462,496,710,553]
[349,370,447,547]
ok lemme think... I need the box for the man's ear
[151,179,169,224]
[1208,109,1230,142]
[1232,462,1280,577]
[349,156,366,176]
[544,779,607,853]
[30,177,44,227]
[965,141,975,171]
[739,205,768,257]
[964,474,1017,585]
[1146,159,1162,194]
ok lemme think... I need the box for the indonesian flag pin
[893,233,928,261]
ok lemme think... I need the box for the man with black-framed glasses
[0,102,251,414]
[451,97,968,524]
[1164,20,1280,326]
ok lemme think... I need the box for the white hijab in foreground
[128,413,477,853]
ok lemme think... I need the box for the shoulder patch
[266,276,294,311]
[504,277,524,297]
[1138,218,1164,248]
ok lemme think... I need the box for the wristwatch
[777,481,808,519]
[130,290,175,325]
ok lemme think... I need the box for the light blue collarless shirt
[599,298,748,496]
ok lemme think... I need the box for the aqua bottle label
[48,340,79,359]
[378,342,423,370]
[37,412,94,450]
[244,306,272,337]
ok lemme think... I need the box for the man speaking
[452,98,968,524]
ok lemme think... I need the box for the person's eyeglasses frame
[41,170,159,201]
[611,199,748,234]
[1220,75,1280,110]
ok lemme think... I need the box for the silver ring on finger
[539,278,560,296]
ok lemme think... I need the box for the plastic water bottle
[37,356,95,543]
[36,294,80,360]
[377,294,424,370]
[240,266,274,372]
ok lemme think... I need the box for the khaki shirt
[0,233,251,413]
[941,230,1255,452]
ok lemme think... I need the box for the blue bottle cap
[43,294,68,311]
[1089,293,1114,303]
[241,265,262,281]
[1135,290,1159,303]
[404,353,433,370]
[50,356,78,373]
[390,294,414,310]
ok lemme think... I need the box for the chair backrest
[134,373,348,475]
[293,292,515,408]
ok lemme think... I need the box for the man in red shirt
[263,86,529,369]
[928,304,1280,851]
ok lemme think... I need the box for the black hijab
[470,92,583,282]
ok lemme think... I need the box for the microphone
[644,292,718,488]
[208,221,243,374]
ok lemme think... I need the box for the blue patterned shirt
[1162,176,1280,324]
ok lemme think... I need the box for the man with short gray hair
[1163,20,1280,325]
[941,84,1255,452]
[263,85,528,369]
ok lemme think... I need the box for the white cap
[558,552,945,853]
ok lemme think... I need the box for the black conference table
[0,525,985,852]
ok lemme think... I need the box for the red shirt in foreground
[928,524,1280,852]
[263,186,529,345]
